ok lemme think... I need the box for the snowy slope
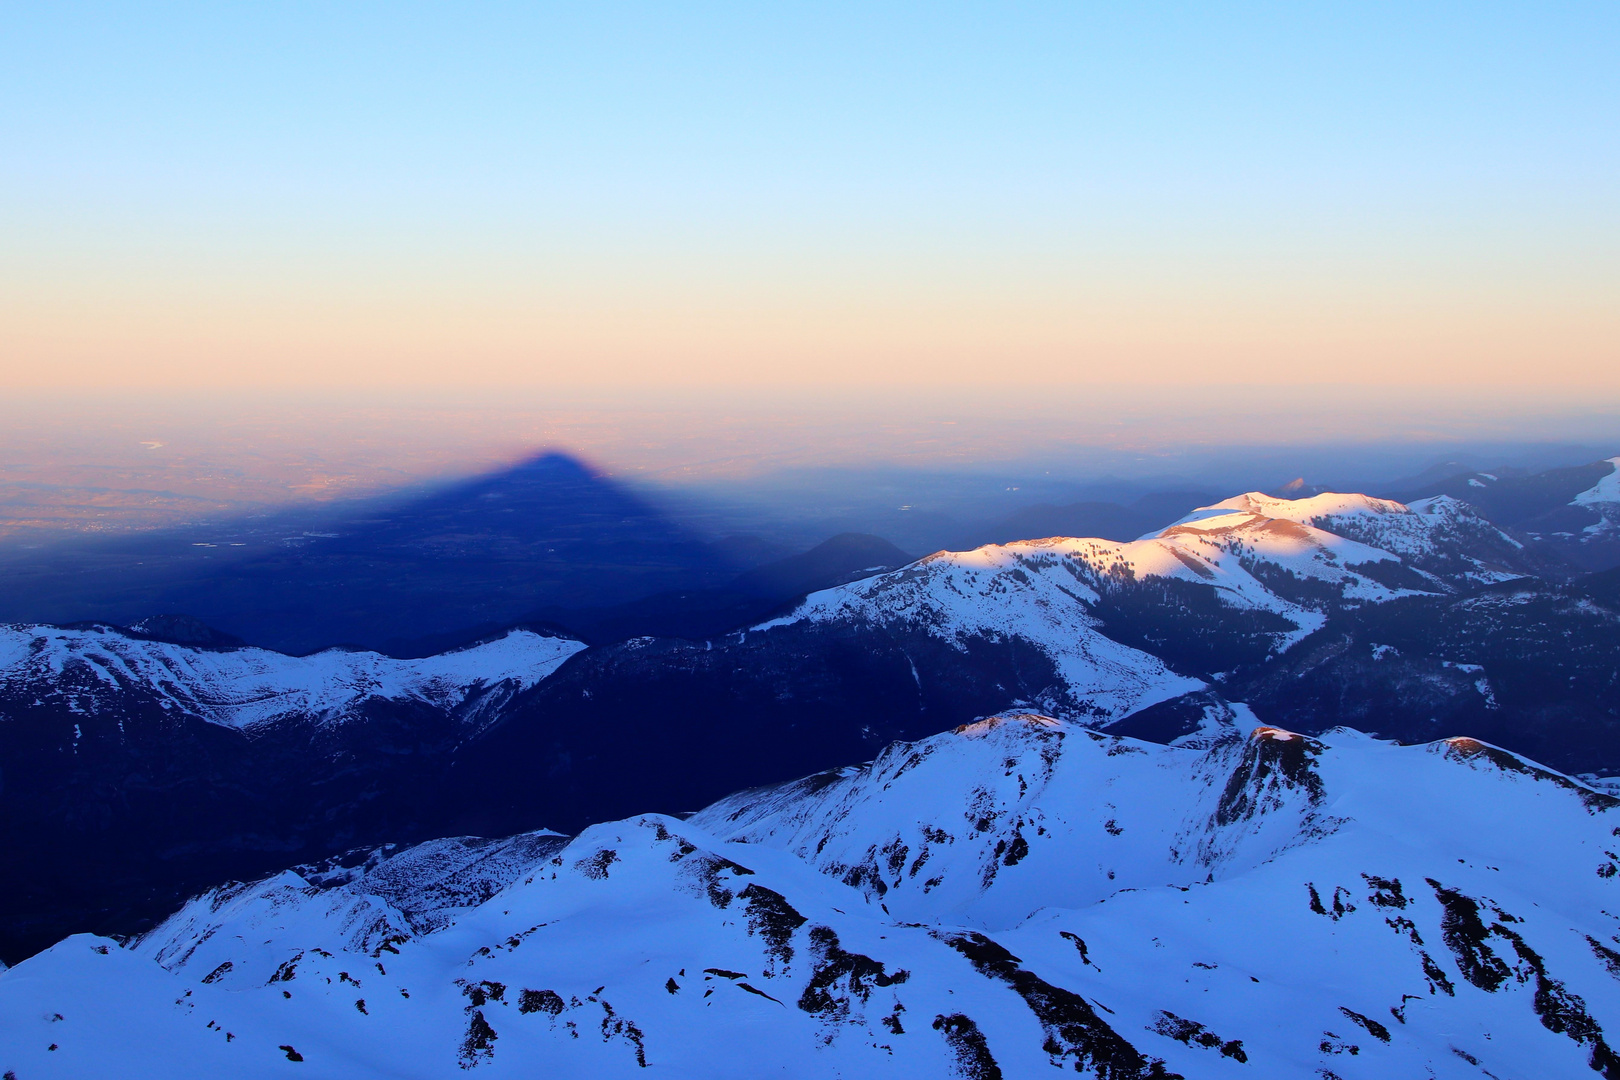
[752,491,1458,718]
[7,716,1619,1079]
[1166,490,1530,585]
[756,543,1207,721]
[1573,458,1620,537]
[1160,490,1416,530]
[0,624,585,732]
[1491,457,1620,573]
[781,497,1415,628]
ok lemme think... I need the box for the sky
[3,2,1618,404]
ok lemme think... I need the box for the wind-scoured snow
[6,716,1620,1078]
[0,624,585,731]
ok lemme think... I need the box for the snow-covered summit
[1159,490,1411,533]
[1155,489,1530,586]
[0,623,586,732]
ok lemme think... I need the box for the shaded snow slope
[1573,458,1620,537]
[0,624,585,732]
[1494,458,1620,573]
[7,717,1620,1078]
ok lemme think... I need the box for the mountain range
[3,464,1620,1076]
[5,452,1617,656]
[4,474,1619,959]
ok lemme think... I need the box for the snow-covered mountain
[0,623,585,734]
[1175,490,1542,585]
[0,624,589,964]
[759,489,1536,711]
[6,716,1619,1078]
[756,541,1208,722]
[0,489,1537,743]
[780,489,1418,638]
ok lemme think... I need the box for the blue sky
[2,2,1617,396]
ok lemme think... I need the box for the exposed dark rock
[1338,1007,1390,1043]
[518,989,565,1016]
[1215,728,1325,827]
[933,1013,1003,1080]
[938,931,1179,1079]
[1149,1010,1247,1061]
[739,884,807,971]
[458,1010,498,1067]
[1428,880,1620,1077]
[797,926,908,1020]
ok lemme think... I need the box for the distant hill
[1389,459,1614,525]
[532,532,914,644]
[1389,457,1620,572]
[730,533,912,598]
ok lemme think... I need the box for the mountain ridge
[6,715,1619,1077]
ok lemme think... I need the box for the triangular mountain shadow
[177,452,759,654]
[1,452,751,655]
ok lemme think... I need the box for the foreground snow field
[5,715,1619,1079]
